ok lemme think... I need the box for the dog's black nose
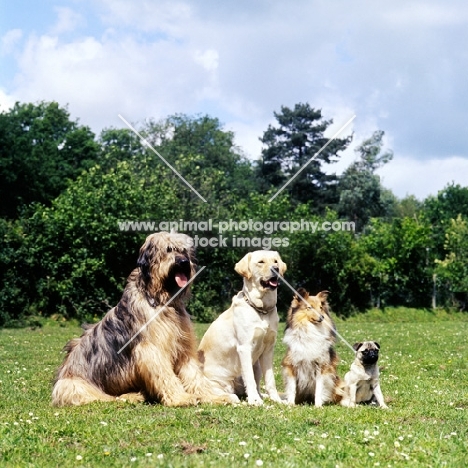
[318,314,324,322]
[176,257,190,266]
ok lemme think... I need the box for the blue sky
[2,0,468,199]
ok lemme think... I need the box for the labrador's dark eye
[258,260,265,264]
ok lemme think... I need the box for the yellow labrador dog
[198,250,287,405]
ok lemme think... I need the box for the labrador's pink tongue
[175,272,188,288]
[269,278,278,288]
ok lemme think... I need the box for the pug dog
[341,341,388,409]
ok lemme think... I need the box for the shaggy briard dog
[52,231,232,407]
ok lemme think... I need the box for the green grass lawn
[0,310,467,467]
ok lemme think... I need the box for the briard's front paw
[164,393,199,407]
[117,392,145,403]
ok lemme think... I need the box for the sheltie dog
[282,288,342,406]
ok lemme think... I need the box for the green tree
[423,183,468,255]
[0,101,100,218]
[360,216,433,308]
[98,128,145,168]
[283,206,361,314]
[435,215,468,309]
[256,103,351,209]
[393,195,422,218]
[142,114,257,212]
[0,157,180,324]
[337,130,394,230]
[0,113,261,324]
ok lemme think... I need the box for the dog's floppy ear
[137,242,152,281]
[374,342,380,349]
[277,255,287,275]
[235,252,252,279]
[317,290,329,303]
[353,342,363,352]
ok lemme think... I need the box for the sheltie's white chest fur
[283,322,332,366]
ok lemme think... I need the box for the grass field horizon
[1,307,467,467]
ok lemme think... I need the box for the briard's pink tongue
[175,272,188,288]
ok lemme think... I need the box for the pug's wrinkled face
[353,341,380,366]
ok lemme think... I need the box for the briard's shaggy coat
[52,231,231,407]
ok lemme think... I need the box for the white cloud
[194,49,218,72]
[11,29,216,130]
[1,29,23,55]
[383,3,468,27]
[228,119,266,159]
[2,0,468,199]
[378,155,468,199]
[96,0,192,36]
[50,7,84,35]
[0,88,15,112]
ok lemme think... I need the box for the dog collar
[239,290,275,315]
